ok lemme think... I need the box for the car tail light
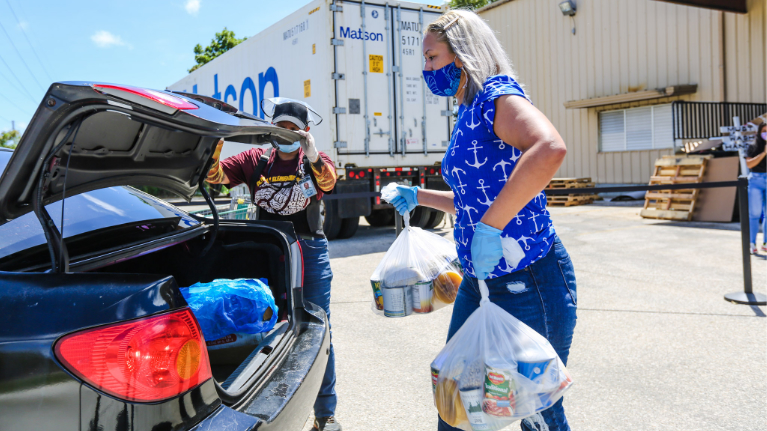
[54,308,212,403]
[93,84,199,110]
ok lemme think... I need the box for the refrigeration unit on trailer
[168,0,453,238]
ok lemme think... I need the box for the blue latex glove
[389,185,419,216]
[471,222,504,280]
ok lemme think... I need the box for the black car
[0,83,329,430]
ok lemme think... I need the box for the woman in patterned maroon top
[206,98,342,431]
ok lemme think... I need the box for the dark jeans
[748,172,767,245]
[299,238,337,418]
[438,236,578,431]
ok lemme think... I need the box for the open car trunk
[0,82,330,430]
[92,222,297,398]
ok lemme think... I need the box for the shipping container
[167,0,453,238]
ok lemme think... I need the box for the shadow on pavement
[645,220,742,232]
[751,305,767,317]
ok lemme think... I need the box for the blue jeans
[748,172,767,245]
[299,238,337,418]
[438,236,577,431]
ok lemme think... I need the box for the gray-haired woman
[386,9,577,431]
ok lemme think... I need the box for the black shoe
[313,416,342,431]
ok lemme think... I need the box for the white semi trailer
[168,0,453,239]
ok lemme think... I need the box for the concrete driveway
[303,202,767,431]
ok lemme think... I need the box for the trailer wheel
[322,200,342,240]
[337,217,360,239]
[424,210,445,229]
[409,207,433,228]
[365,209,394,227]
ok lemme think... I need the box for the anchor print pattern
[465,140,487,169]
[465,104,481,130]
[477,179,494,207]
[493,159,512,182]
[451,166,467,195]
[440,75,555,278]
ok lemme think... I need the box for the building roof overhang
[652,1,747,14]
[564,85,698,109]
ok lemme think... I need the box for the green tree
[449,0,495,10]
[0,129,20,149]
[189,27,247,73]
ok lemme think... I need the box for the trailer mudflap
[334,180,372,218]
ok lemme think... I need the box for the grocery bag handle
[403,210,410,228]
[478,279,490,304]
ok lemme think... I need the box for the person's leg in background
[299,238,339,430]
[760,174,767,250]
[747,173,767,252]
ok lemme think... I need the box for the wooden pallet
[547,193,599,207]
[546,178,597,207]
[547,177,595,189]
[640,155,711,221]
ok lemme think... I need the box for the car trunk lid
[0,81,299,224]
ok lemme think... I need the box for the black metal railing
[672,101,767,140]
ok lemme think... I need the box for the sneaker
[751,243,758,254]
[313,416,342,431]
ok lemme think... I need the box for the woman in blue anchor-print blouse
[385,9,578,431]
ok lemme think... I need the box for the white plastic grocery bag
[369,184,463,317]
[431,280,573,430]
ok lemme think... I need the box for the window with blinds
[599,104,674,152]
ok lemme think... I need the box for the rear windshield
[0,186,199,261]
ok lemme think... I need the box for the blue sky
[0,0,444,133]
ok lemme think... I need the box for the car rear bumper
[191,302,330,430]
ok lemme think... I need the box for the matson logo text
[339,26,383,41]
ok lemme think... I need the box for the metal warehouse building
[477,0,766,184]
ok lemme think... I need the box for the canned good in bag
[382,285,413,317]
[459,387,490,430]
[412,280,433,313]
[370,279,384,310]
[483,365,516,417]
[431,365,440,396]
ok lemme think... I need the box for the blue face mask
[422,57,462,97]
[276,141,301,153]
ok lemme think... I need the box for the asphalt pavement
[302,201,767,431]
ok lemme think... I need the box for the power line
[0,61,37,106]
[4,0,53,81]
[0,53,38,102]
[0,88,33,115]
[0,16,46,91]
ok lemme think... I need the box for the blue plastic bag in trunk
[180,278,278,342]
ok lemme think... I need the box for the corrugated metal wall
[725,0,766,102]
[478,0,766,183]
